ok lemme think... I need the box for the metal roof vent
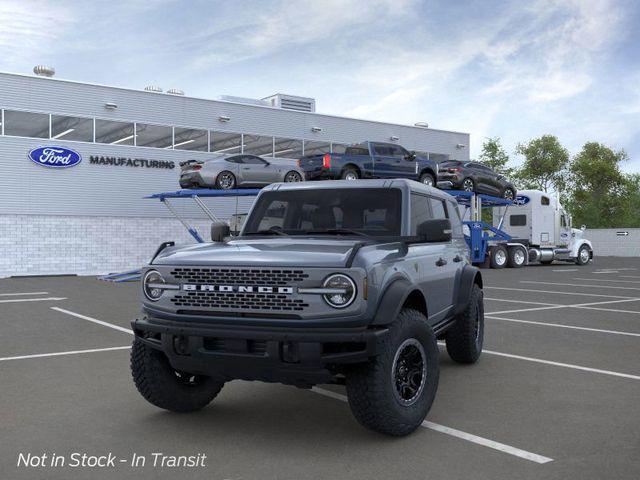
[167,88,185,96]
[262,94,316,112]
[33,65,55,77]
[144,85,163,93]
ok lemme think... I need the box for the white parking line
[621,275,640,279]
[485,286,636,299]
[0,346,131,362]
[486,297,640,316]
[51,307,133,335]
[0,292,49,296]
[573,278,640,284]
[552,269,578,272]
[0,297,66,304]
[521,281,640,291]
[311,387,553,464]
[482,349,640,381]
[485,297,559,307]
[486,316,640,337]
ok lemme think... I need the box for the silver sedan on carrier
[179,154,305,189]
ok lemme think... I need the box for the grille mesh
[170,268,308,286]
[171,292,309,311]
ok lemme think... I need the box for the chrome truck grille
[169,268,310,312]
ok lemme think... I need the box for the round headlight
[322,274,356,308]
[143,270,165,302]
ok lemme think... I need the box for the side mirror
[211,221,230,242]
[405,151,416,161]
[416,219,452,243]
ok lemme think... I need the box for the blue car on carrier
[298,141,439,187]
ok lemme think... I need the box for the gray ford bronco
[131,179,484,436]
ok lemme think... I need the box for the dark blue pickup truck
[298,141,439,186]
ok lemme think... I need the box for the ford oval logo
[28,146,82,168]
[514,195,530,205]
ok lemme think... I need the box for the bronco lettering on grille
[182,284,294,294]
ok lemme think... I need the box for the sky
[1,0,639,171]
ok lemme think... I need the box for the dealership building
[0,69,470,278]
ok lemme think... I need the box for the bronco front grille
[171,292,309,311]
[170,268,309,286]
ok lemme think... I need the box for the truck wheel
[216,171,236,190]
[489,245,507,269]
[445,284,484,364]
[419,172,435,187]
[131,338,224,413]
[345,309,439,436]
[575,245,591,265]
[341,167,360,181]
[507,246,526,268]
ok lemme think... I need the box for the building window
[95,119,135,145]
[173,127,208,151]
[273,137,303,158]
[244,134,274,156]
[3,110,49,138]
[135,123,172,149]
[210,131,242,154]
[303,140,331,156]
[51,115,93,142]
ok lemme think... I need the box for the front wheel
[284,171,303,182]
[131,338,224,412]
[419,172,435,187]
[461,178,475,192]
[346,309,439,436]
[576,245,591,265]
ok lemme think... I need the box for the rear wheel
[216,171,236,190]
[489,245,508,269]
[445,284,484,364]
[284,171,303,182]
[346,309,439,436]
[341,167,360,181]
[462,178,475,192]
[131,338,224,412]
[419,172,435,187]
[507,246,526,268]
[502,187,515,201]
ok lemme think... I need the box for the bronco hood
[151,238,361,268]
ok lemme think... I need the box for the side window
[389,145,406,158]
[510,215,527,226]
[446,201,463,238]
[541,196,550,206]
[373,144,391,156]
[226,156,243,164]
[410,193,432,234]
[243,155,267,165]
[561,215,568,227]
[430,198,448,220]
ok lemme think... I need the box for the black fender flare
[454,265,483,315]
[419,167,437,180]
[371,278,420,326]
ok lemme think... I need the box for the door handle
[242,167,250,170]
[453,255,463,263]
[436,257,448,267]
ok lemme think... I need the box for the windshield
[243,188,402,237]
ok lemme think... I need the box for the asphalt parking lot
[1,257,639,480]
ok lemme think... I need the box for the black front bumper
[132,316,388,387]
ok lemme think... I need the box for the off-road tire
[345,309,439,436]
[131,338,224,413]
[575,245,591,266]
[489,245,508,269]
[341,167,360,180]
[419,172,435,187]
[445,284,484,364]
[507,245,526,268]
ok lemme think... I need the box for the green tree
[478,137,514,177]
[515,135,569,192]
[566,142,633,228]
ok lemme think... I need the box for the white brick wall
[584,228,640,257]
[0,214,214,278]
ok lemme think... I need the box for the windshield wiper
[302,228,373,238]
[245,229,289,236]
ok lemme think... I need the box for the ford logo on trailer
[28,146,82,168]
[514,195,530,206]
